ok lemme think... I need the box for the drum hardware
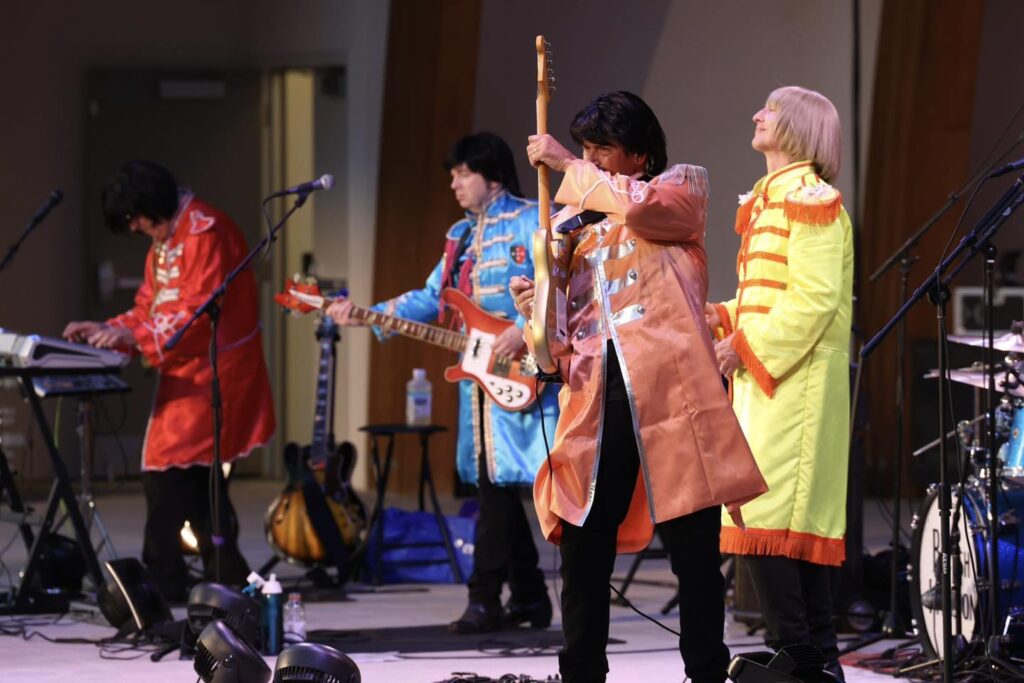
[998,510,1020,529]
[949,328,1024,354]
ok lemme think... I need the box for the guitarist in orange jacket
[327,133,560,633]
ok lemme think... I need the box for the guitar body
[530,228,565,375]
[439,288,541,410]
[265,441,367,569]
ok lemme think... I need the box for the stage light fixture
[194,619,271,683]
[181,520,200,554]
[273,642,361,683]
[97,557,173,637]
[186,582,263,651]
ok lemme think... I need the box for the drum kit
[911,325,1024,662]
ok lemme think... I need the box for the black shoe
[448,602,501,633]
[503,596,552,629]
[824,658,845,682]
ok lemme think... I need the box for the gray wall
[0,1,388,478]
[473,0,882,302]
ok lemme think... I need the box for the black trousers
[467,390,547,608]
[743,555,839,661]
[557,353,729,683]
[142,465,251,599]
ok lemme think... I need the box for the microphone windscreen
[319,174,335,190]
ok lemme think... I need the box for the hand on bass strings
[527,134,576,172]
[509,275,535,320]
[492,325,527,358]
[325,297,367,327]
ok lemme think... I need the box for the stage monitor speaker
[185,582,262,651]
[98,557,173,636]
[274,642,361,683]
[728,644,841,683]
[194,619,270,683]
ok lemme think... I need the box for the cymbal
[924,365,1024,398]
[948,331,1024,353]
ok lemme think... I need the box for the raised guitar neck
[536,34,553,236]
[346,304,468,354]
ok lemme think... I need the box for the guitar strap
[300,469,350,581]
[438,224,475,321]
[554,209,606,234]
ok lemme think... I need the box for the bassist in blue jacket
[328,132,559,633]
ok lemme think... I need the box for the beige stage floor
[0,479,924,682]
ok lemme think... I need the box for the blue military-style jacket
[372,191,559,485]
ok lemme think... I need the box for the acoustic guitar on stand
[276,279,543,411]
[529,35,566,379]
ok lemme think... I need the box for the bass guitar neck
[277,281,543,411]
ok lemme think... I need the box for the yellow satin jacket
[713,160,854,566]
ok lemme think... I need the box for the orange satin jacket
[108,194,276,471]
[531,160,767,553]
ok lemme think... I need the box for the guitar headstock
[536,35,555,103]
[274,277,326,314]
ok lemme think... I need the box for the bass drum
[910,482,1024,658]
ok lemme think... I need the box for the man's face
[582,141,647,177]
[449,164,501,214]
[128,215,171,242]
[752,103,781,154]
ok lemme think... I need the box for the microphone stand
[865,143,1021,641]
[164,191,311,581]
[866,175,1024,683]
[0,191,62,272]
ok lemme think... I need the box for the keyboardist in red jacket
[63,160,275,600]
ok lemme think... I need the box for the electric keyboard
[0,329,129,370]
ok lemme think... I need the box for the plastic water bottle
[261,573,284,655]
[406,368,432,425]
[283,592,307,644]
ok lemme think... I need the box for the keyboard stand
[0,366,108,614]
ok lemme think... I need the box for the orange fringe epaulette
[731,329,778,398]
[784,184,842,226]
[735,194,756,234]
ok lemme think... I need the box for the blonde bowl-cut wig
[767,86,842,183]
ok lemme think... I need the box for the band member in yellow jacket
[706,86,853,681]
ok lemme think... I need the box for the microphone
[270,174,334,197]
[32,189,64,222]
[0,189,64,272]
[988,158,1024,179]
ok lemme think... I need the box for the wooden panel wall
[369,0,482,497]
[858,0,984,494]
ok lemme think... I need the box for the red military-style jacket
[108,193,275,471]
[531,160,766,552]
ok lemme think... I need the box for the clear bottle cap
[413,368,426,380]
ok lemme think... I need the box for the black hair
[101,160,180,233]
[569,91,668,177]
[443,132,523,197]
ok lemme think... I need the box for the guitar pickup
[491,357,511,378]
